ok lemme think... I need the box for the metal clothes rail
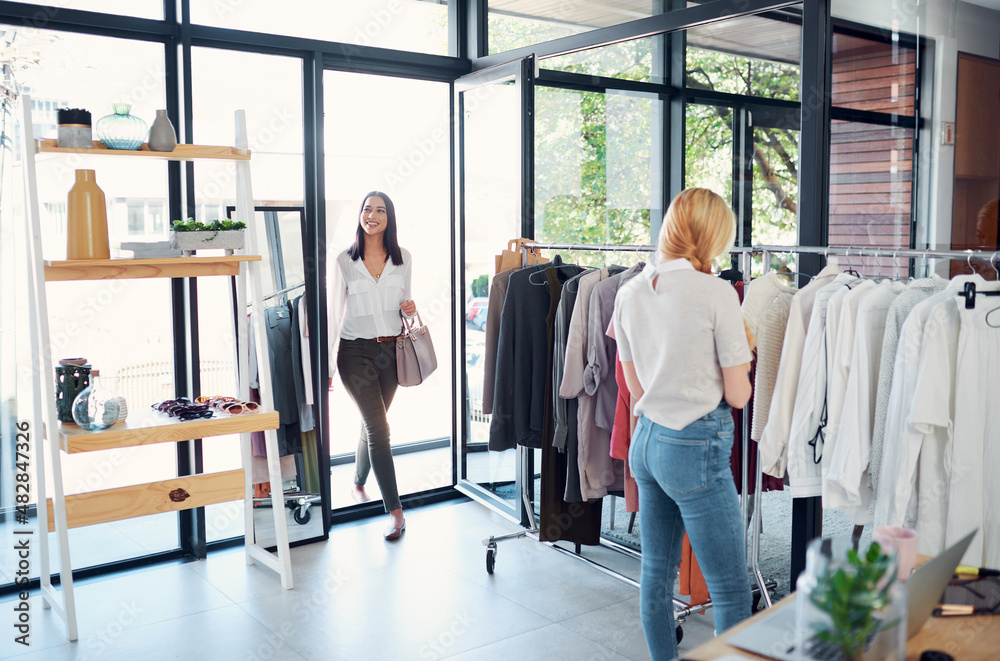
[485,240,1000,620]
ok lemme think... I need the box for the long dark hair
[347,191,403,266]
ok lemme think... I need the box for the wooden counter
[685,584,999,660]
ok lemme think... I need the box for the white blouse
[328,247,413,375]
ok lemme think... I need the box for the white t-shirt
[613,259,751,431]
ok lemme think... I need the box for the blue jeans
[629,405,751,660]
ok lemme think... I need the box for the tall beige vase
[66,169,110,260]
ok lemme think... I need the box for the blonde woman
[613,188,753,660]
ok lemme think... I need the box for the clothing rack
[746,243,1000,597]
[483,240,1000,622]
[483,240,755,630]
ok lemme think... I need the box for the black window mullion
[175,0,206,560]
[304,51,331,535]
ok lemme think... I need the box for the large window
[542,38,655,82]
[683,9,803,275]
[191,0,449,56]
[686,12,801,101]
[535,85,655,266]
[827,27,920,278]
[488,1,664,55]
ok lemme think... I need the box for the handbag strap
[399,310,423,335]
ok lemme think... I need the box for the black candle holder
[55,363,90,423]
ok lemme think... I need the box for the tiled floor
[1,499,721,660]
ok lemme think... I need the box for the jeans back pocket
[654,429,710,496]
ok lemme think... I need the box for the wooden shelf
[44,255,261,281]
[46,469,244,531]
[36,139,250,161]
[56,409,279,454]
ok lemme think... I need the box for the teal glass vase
[96,103,147,150]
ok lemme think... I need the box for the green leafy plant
[170,218,246,232]
[808,542,897,660]
[471,274,489,298]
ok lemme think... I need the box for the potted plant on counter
[169,218,246,252]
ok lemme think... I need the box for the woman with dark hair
[328,191,416,539]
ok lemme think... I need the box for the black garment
[540,266,602,544]
[488,256,562,451]
[264,304,301,455]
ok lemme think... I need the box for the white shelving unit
[19,96,294,641]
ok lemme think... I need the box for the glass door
[454,58,533,523]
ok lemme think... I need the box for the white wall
[832,0,1000,268]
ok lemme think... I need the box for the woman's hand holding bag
[396,310,437,386]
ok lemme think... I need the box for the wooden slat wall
[832,40,916,115]
[829,39,915,278]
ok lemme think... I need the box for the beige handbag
[396,311,437,386]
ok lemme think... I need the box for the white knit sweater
[742,272,795,441]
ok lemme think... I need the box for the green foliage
[171,218,246,232]
[808,542,897,660]
[471,274,489,298]
[486,14,801,270]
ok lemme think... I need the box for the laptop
[727,530,977,660]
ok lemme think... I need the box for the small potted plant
[798,540,905,661]
[169,218,246,252]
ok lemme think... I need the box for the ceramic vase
[148,109,177,152]
[67,169,110,260]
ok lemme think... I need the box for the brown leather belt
[373,335,399,343]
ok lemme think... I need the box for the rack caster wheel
[752,591,762,611]
[486,542,497,574]
[675,626,683,644]
[293,507,311,525]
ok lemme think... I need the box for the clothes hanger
[874,248,886,281]
[843,247,860,278]
[527,261,579,285]
[988,253,1000,327]
[719,253,743,284]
